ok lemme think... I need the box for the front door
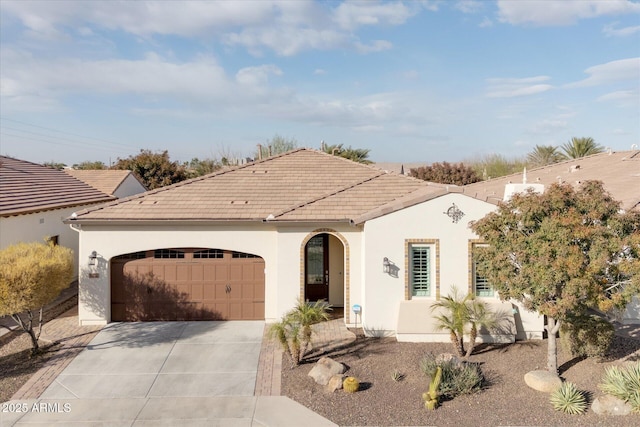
[305,234,329,301]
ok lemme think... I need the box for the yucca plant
[550,382,587,415]
[599,362,640,412]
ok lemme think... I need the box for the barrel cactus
[343,376,360,393]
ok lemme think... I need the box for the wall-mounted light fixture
[88,251,98,267]
[383,257,390,274]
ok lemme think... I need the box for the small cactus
[423,366,442,410]
[343,376,360,393]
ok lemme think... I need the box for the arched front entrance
[301,230,348,319]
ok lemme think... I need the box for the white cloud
[597,89,640,108]
[1,0,405,57]
[566,57,640,87]
[479,17,493,28]
[455,1,484,14]
[486,76,553,98]
[603,22,640,37]
[235,65,283,86]
[526,119,568,135]
[332,1,415,30]
[497,0,640,26]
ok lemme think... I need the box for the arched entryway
[301,230,348,320]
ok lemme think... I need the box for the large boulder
[308,357,346,386]
[592,395,633,416]
[524,370,562,392]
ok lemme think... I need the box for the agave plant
[599,362,640,412]
[550,382,587,415]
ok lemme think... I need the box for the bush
[599,362,640,412]
[560,314,614,358]
[420,353,484,398]
[550,382,587,414]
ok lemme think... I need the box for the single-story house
[66,148,639,341]
[0,156,115,277]
[64,169,147,198]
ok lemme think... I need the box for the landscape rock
[523,370,562,392]
[436,353,462,366]
[326,374,345,392]
[308,357,346,386]
[592,395,633,416]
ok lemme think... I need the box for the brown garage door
[111,248,265,321]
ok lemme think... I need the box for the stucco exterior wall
[362,193,544,339]
[74,222,364,326]
[113,175,147,198]
[0,208,82,277]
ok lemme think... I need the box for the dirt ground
[282,332,640,427]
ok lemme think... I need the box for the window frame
[405,239,439,300]
[469,241,494,298]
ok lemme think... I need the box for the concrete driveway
[3,321,335,426]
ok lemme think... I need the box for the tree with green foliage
[470,181,640,375]
[561,137,604,159]
[526,145,564,168]
[113,149,187,189]
[323,143,372,164]
[269,299,331,367]
[256,134,298,159]
[183,157,221,179]
[43,161,66,170]
[0,242,73,354]
[73,161,107,170]
[410,162,480,185]
[468,154,526,180]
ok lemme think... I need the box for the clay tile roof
[64,169,145,195]
[1,156,115,217]
[69,149,445,224]
[461,150,640,211]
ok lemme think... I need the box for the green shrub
[560,314,614,359]
[420,353,484,398]
[550,382,587,414]
[599,362,640,412]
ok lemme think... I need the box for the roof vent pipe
[257,144,263,160]
[332,147,339,156]
[321,140,325,151]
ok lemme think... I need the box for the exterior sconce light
[88,251,98,267]
[383,257,390,274]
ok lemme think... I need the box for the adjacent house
[64,169,147,198]
[66,148,639,341]
[0,156,115,276]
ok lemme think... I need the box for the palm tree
[323,143,372,164]
[561,137,604,159]
[431,287,497,358]
[268,298,331,367]
[431,288,469,357]
[526,145,564,167]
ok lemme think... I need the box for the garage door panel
[112,248,264,321]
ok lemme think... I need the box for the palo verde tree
[0,242,73,354]
[470,181,640,375]
[113,149,187,189]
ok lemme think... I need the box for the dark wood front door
[305,234,329,301]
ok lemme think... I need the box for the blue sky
[1,0,639,166]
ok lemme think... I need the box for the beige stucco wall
[113,175,147,198]
[362,192,544,339]
[74,222,363,326]
[0,208,82,277]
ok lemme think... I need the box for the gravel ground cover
[282,331,640,427]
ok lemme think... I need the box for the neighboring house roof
[0,156,115,217]
[64,169,147,196]
[461,150,640,211]
[69,149,450,224]
[374,162,427,175]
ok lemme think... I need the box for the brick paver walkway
[10,307,102,400]
[255,318,356,396]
